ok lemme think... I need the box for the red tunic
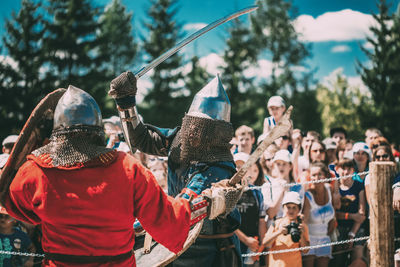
[4,151,191,266]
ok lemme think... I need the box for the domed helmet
[53,85,102,130]
[32,85,113,168]
[171,75,234,164]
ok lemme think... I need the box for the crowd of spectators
[0,95,399,267]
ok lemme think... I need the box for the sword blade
[134,5,258,79]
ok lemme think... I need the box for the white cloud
[362,41,374,50]
[243,59,274,79]
[0,55,18,69]
[321,67,370,97]
[183,23,207,32]
[331,45,351,53]
[198,53,225,75]
[294,9,377,42]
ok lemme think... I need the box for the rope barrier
[0,236,398,258]
[245,171,370,191]
[241,237,400,257]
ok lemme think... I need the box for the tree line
[0,0,399,145]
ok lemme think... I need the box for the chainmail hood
[169,115,233,165]
[32,125,114,168]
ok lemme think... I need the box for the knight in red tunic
[0,85,242,266]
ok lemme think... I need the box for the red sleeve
[4,161,41,225]
[132,162,191,254]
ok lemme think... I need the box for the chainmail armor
[171,115,233,165]
[32,125,113,167]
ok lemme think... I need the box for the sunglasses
[376,154,389,160]
[311,149,325,153]
[281,136,290,140]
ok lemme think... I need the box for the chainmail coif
[32,125,113,167]
[169,115,233,165]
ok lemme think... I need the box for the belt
[198,232,234,239]
[44,250,133,263]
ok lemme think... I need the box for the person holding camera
[262,191,310,267]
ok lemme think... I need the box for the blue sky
[1,0,399,89]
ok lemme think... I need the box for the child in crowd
[262,191,310,267]
[333,159,367,266]
[295,131,321,175]
[263,96,286,134]
[262,150,304,226]
[235,125,256,155]
[234,153,266,266]
[302,162,337,267]
[330,127,347,145]
[0,206,35,267]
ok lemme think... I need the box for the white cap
[267,96,285,108]
[234,152,250,164]
[352,142,372,160]
[282,191,301,206]
[0,154,9,169]
[323,137,337,150]
[2,135,18,147]
[272,149,292,163]
[102,116,121,127]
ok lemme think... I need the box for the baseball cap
[352,142,372,160]
[272,149,291,163]
[234,152,250,164]
[282,191,301,206]
[323,138,337,150]
[2,135,18,147]
[267,96,285,108]
[102,116,121,127]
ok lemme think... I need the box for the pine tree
[251,0,310,93]
[140,0,185,127]
[316,70,371,140]
[357,0,400,144]
[97,0,137,78]
[43,0,100,90]
[96,0,138,117]
[219,18,261,131]
[0,0,45,137]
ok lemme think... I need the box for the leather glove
[109,71,137,109]
[202,179,246,220]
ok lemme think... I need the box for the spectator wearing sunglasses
[364,145,395,205]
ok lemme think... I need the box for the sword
[134,5,258,79]
[229,106,293,186]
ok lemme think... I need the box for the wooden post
[369,161,396,267]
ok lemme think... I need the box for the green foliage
[289,72,322,133]
[140,0,185,127]
[97,0,138,117]
[0,0,45,139]
[316,70,372,140]
[97,0,137,77]
[219,18,261,132]
[250,0,311,94]
[43,0,101,96]
[357,0,400,144]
